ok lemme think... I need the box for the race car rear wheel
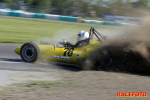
[93,49,112,70]
[82,48,112,70]
[20,42,40,63]
[98,57,112,70]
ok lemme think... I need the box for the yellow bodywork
[15,41,100,65]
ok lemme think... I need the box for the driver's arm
[62,39,73,47]
[62,39,78,47]
[66,42,82,47]
[65,42,74,47]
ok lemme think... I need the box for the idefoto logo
[117,92,147,97]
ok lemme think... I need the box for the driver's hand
[62,39,67,44]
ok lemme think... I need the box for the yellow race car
[15,27,112,69]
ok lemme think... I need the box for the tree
[30,0,51,7]
[51,0,63,8]
[0,0,6,2]
[0,0,13,3]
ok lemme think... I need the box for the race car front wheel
[20,42,40,63]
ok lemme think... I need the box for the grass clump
[15,80,72,88]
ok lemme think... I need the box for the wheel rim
[22,45,36,62]
[101,57,112,67]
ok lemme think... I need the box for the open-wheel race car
[15,27,112,69]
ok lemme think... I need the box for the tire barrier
[82,19,127,26]
[0,9,81,22]
[82,20,103,24]
[0,9,9,15]
[77,18,82,23]
[45,14,59,20]
[33,13,45,19]
[8,11,20,17]
[59,16,79,22]
[21,12,34,18]
[102,21,121,25]
[0,8,133,26]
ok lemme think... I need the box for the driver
[62,31,90,47]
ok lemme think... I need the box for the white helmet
[77,31,89,42]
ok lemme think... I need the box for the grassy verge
[0,17,87,43]
[0,17,119,43]
[0,80,74,96]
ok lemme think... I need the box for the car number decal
[63,47,74,57]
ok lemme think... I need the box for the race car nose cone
[15,46,21,55]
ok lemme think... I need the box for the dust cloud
[34,28,78,45]
[84,19,150,75]
[33,28,78,65]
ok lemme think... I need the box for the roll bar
[89,27,106,43]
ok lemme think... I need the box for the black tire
[94,49,112,70]
[99,57,112,69]
[20,42,40,63]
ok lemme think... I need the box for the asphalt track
[0,43,80,72]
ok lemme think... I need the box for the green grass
[0,80,74,94]
[0,17,118,43]
[13,80,73,89]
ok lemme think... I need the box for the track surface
[0,43,79,72]
[1,45,150,100]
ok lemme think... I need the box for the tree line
[0,0,149,17]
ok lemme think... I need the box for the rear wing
[89,27,106,43]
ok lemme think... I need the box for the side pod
[15,46,21,55]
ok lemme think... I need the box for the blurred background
[0,0,149,18]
